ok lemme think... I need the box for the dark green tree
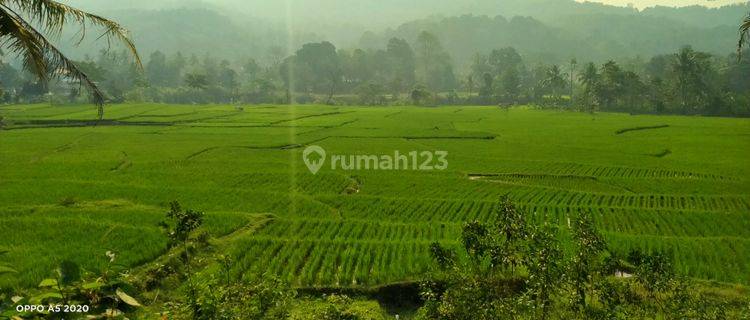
[648,77,668,113]
[526,223,564,320]
[579,62,599,113]
[672,46,712,114]
[160,201,204,249]
[217,60,238,91]
[488,47,523,75]
[242,58,261,83]
[569,58,577,108]
[168,52,187,87]
[570,211,607,310]
[410,85,431,105]
[185,73,209,90]
[598,61,624,109]
[415,31,456,92]
[479,72,493,100]
[386,37,416,87]
[295,41,342,104]
[621,71,646,111]
[542,65,566,105]
[491,197,528,271]
[469,53,491,82]
[146,51,170,87]
[159,201,205,317]
[356,82,385,105]
[499,68,521,103]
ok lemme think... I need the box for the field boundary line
[616,124,670,135]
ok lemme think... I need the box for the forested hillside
[50,0,748,65]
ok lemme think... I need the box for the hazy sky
[577,0,748,9]
[63,0,750,12]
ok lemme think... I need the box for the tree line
[1,31,749,116]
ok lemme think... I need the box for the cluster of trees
[4,41,749,117]
[1,0,748,118]
[0,0,748,118]
[0,48,747,118]
[417,198,749,319]
[468,45,750,116]
[578,47,750,115]
[279,32,455,104]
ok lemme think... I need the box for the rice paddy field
[0,103,748,289]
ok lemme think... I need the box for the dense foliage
[417,198,749,319]
[2,41,747,116]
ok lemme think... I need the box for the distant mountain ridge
[44,0,750,65]
[64,0,748,29]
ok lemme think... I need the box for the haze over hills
[62,0,748,28]
[42,0,750,67]
[580,0,746,9]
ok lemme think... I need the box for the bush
[288,295,388,320]
[167,276,295,320]
[417,198,750,319]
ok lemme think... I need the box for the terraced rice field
[0,103,748,289]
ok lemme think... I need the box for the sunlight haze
[578,0,748,9]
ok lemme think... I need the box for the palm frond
[1,1,141,119]
[740,13,750,58]
[5,0,141,68]
[1,6,48,79]
[0,5,105,109]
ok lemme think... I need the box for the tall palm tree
[0,0,140,118]
[543,65,566,105]
[579,62,599,113]
[740,13,750,58]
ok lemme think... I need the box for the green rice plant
[1,103,749,288]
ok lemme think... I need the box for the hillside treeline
[1,35,749,116]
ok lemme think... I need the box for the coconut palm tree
[740,13,750,58]
[0,0,140,118]
[579,62,599,113]
[542,65,566,105]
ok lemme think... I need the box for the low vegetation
[2,198,748,319]
[417,198,749,319]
